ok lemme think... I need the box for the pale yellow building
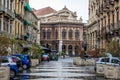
[13,0,24,39]
[87,0,98,51]
[0,0,15,36]
[96,0,120,50]
[88,0,120,52]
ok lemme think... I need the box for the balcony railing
[99,5,103,14]
[0,5,15,19]
[96,9,100,15]
[110,0,114,5]
[102,27,106,34]
[15,12,24,22]
[117,21,120,29]
[103,2,109,12]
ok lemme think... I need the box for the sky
[29,0,89,23]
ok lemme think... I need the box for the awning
[24,2,32,11]
[24,20,32,26]
[40,46,51,52]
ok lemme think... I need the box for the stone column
[58,40,63,52]
[73,28,75,40]
[45,28,47,40]
[1,0,3,5]
[58,26,60,40]
[1,15,3,31]
[72,44,75,56]
[8,20,10,33]
[66,28,68,40]
[66,45,68,55]
[8,0,10,9]
[5,0,7,9]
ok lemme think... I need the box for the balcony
[103,2,109,12]
[97,30,100,38]
[0,5,15,20]
[117,21,120,29]
[102,27,106,34]
[99,5,103,14]
[96,9,100,16]
[15,12,24,22]
[110,0,114,5]
[24,2,32,12]
[24,19,32,26]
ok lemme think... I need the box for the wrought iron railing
[0,4,15,19]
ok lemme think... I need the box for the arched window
[62,45,66,53]
[42,30,46,39]
[75,45,79,57]
[62,29,66,39]
[47,29,51,39]
[75,30,79,40]
[55,30,58,39]
[69,29,73,39]
[68,45,73,57]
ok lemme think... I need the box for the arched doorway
[68,45,73,57]
[55,44,58,51]
[62,45,66,54]
[46,44,51,49]
[75,45,79,57]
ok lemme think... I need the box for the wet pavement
[14,57,114,80]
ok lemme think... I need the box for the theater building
[34,6,85,57]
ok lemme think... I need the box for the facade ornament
[79,17,83,22]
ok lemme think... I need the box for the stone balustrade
[31,59,39,67]
[104,64,120,79]
[96,64,120,79]
[0,67,10,80]
[73,57,95,66]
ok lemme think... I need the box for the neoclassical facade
[0,0,15,36]
[35,6,84,57]
[88,0,120,52]
[0,0,39,43]
[87,0,98,51]
[96,0,120,50]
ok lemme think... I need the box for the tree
[0,36,11,56]
[80,50,85,58]
[30,44,44,59]
[59,52,65,58]
[106,40,120,57]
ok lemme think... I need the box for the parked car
[50,53,58,61]
[95,57,120,65]
[10,56,22,69]
[94,57,120,71]
[50,50,58,61]
[0,56,19,78]
[12,54,31,69]
[41,53,50,61]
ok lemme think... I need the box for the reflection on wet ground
[14,58,116,80]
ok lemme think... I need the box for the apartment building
[0,0,39,44]
[0,0,15,37]
[87,0,98,51]
[88,0,120,53]
[96,0,120,50]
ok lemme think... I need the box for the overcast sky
[29,0,89,23]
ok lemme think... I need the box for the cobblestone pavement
[15,57,112,80]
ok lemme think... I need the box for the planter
[73,57,95,66]
[31,59,39,67]
[96,64,106,76]
[104,64,120,79]
[0,67,10,80]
